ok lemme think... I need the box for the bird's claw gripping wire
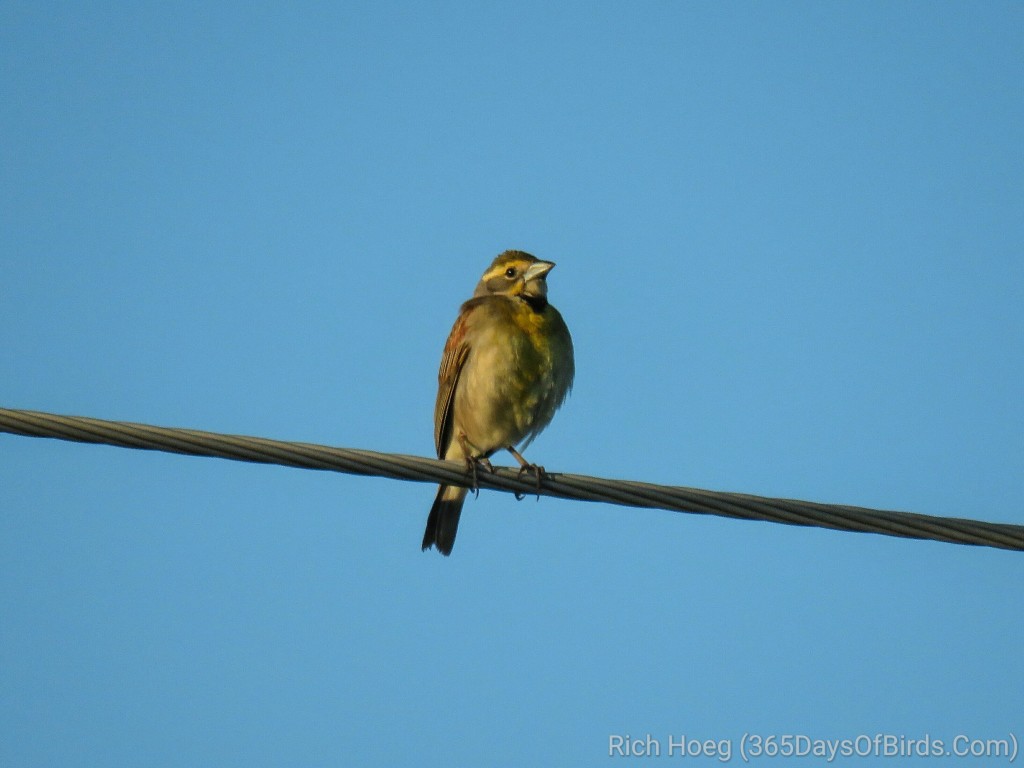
[515,464,546,501]
[463,455,494,498]
[458,433,494,498]
[506,445,545,501]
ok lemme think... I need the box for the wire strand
[2,407,1021,552]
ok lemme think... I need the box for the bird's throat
[521,294,548,312]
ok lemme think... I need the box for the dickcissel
[422,250,575,555]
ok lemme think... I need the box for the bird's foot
[515,464,546,500]
[507,446,545,500]
[464,455,494,497]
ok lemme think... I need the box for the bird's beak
[524,261,555,282]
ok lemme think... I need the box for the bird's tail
[422,484,468,556]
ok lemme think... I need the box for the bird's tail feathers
[422,484,468,556]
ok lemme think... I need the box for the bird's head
[473,250,555,308]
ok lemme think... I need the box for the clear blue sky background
[2,3,1022,766]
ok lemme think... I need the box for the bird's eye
[505,267,517,278]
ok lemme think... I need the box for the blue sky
[2,2,1022,766]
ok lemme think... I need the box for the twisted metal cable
[2,407,1021,552]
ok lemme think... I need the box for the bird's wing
[434,299,478,458]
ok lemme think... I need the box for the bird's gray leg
[458,433,493,497]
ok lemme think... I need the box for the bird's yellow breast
[509,299,550,338]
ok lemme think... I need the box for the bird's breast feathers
[453,297,573,453]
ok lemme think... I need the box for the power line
[1,407,1021,552]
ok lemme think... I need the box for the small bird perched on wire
[422,250,575,555]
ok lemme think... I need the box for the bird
[422,250,575,555]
